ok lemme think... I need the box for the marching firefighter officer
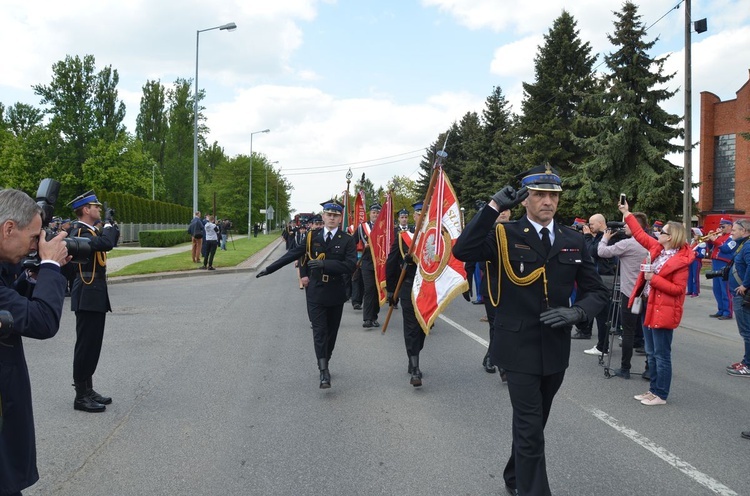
[257,200,356,388]
[386,202,425,386]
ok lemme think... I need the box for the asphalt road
[22,243,750,496]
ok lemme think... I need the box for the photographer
[0,188,70,495]
[67,191,119,413]
[597,212,649,379]
[725,220,750,379]
[580,214,619,354]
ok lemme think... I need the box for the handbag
[631,293,644,314]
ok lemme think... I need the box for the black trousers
[503,370,565,496]
[73,311,106,383]
[351,267,363,305]
[307,302,344,360]
[399,281,424,358]
[360,261,380,322]
[204,240,218,267]
[484,300,497,361]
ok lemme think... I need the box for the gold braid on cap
[488,223,548,307]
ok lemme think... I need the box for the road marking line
[588,408,738,496]
[438,314,488,347]
[438,314,738,495]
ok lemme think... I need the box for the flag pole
[382,134,449,334]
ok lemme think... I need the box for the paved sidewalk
[107,238,284,285]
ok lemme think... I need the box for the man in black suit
[67,191,119,413]
[453,166,608,496]
[0,188,70,495]
[257,200,356,388]
[386,202,423,386]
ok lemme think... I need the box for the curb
[108,238,284,285]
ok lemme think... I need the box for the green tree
[386,175,420,213]
[516,10,600,191]
[81,134,160,198]
[135,79,168,168]
[572,1,683,220]
[162,78,198,206]
[32,54,126,199]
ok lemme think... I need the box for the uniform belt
[315,274,340,283]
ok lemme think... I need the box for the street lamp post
[276,166,281,229]
[265,161,278,234]
[152,165,156,201]
[193,21,237,215]
[248,129,270,239]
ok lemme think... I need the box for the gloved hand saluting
[491,185,528,212]
[256,269,268,278]
[307,259,325,270]
[540,306,586,328]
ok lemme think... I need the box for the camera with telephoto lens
[0,310,12,330]
[606,221,626,234]
[705,266,730,280]
[22,178,92,269]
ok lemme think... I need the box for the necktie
[326,231,332,244]
[540,227,551,255]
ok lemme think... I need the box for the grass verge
[109,235,279,277]
[107,248,157,259]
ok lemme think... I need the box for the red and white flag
[368,192,393,306]
[351,190,367,251]
[412,170,468,333]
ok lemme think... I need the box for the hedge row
[95,191,192,224]
[139,229,192,247]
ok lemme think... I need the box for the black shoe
[86,378,112,405]
[742,431,750,440]
[483,353,496,373]
[505,484,519,496]
[208,266,216,271]
[352,303,362,310]
[363,320,373,328]
[709,312,722,318]
[634,347,646,355]
[571,331,592,339]
[319,369,331,389]
[472,300,484,305]
[642,370,651,380]
[613,368,631,379]
[73,383,105,412]
[409,356,422,387]
[717,315,732,320]
[371,320,380,328]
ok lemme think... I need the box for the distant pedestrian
[188,211,204,263]
[202,215,219,270]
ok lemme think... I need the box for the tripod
[226,229,236,250]
[599,262,622,377]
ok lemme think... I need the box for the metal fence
[117,223,188,244]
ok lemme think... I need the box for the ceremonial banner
[412,170,468,333]
[369,192,393,306]
[352,190,366,250]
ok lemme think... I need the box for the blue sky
[2,0,749,215]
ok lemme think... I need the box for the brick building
[698,70,750,221]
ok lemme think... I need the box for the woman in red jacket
[619,201,694,406]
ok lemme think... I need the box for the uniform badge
[520,262,524,274]
[523,228,530,233]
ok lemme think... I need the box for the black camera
[606,221,626,231]
[705,266,730,281]
[23,178,92,269]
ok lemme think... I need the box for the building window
[713,134,735,210]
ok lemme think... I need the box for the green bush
[139,229,192,247]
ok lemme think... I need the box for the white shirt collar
[526,217,556,244]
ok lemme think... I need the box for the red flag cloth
[368,192,393,306]
[413,170,468,333]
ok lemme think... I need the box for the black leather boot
[318,358,331,389]
[409,355,422,387]
[73,382,106,412]
[483,352,496,373]
[86,378,112,405]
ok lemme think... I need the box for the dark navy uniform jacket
[68,221,118,313]
[453,207,608,376]
[265,228,356,306]
[0,262,66,494]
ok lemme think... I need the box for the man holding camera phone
[67,191,119,413]
[0,188,70,495]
